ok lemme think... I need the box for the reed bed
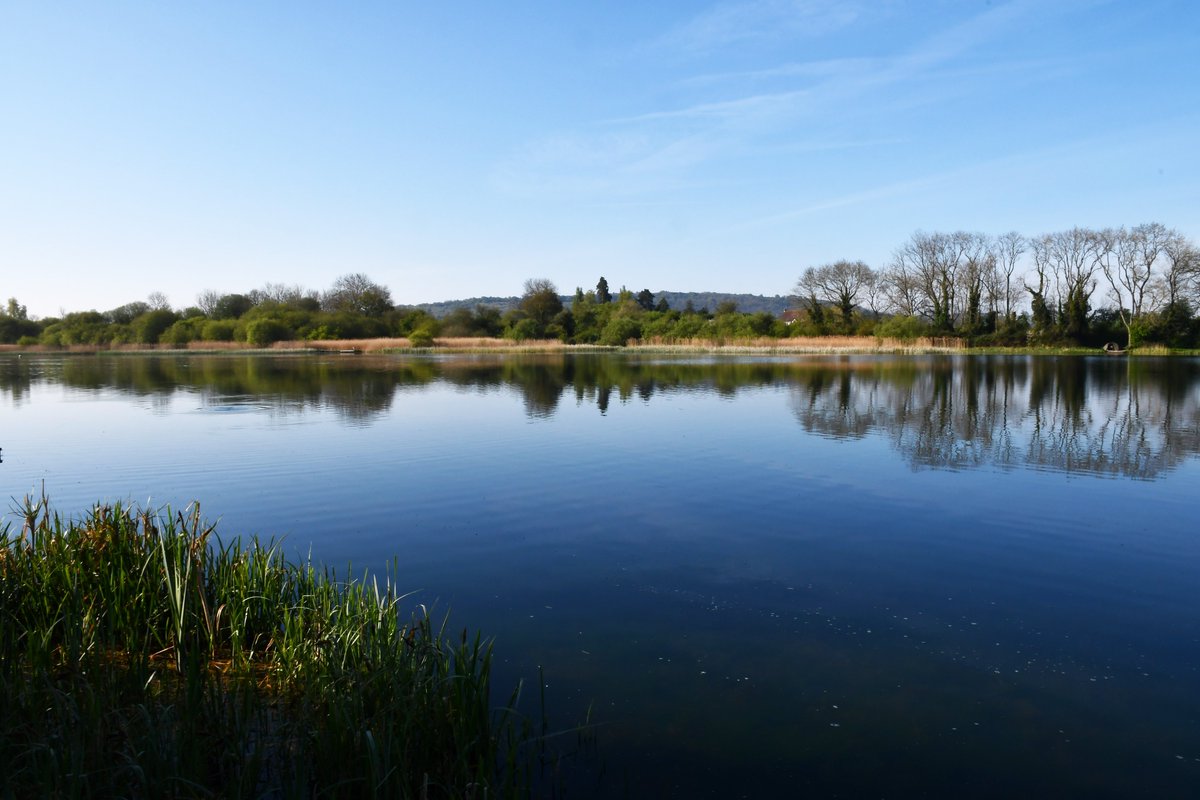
[638,335,966,353]
[272,338,410,353]
[0,496,547,798]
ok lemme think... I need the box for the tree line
[2,222,1197,349]
[796,223,1199,348]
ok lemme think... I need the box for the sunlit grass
[0,495,549,798]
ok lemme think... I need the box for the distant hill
[402,292,795,318]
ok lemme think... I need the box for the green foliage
[107,301,151,325]
[212,293,254,319]
[599,315,643,346]
[1146,300,1196,347]
[201,319,237,341]
[407,324,436,347]
[875,315,929,341]
[133,309,180,344]
[160,318,204,346]
[6,297,28,319]
[506,317,541,341]
[0,497,544,798]
[0,312,40,344]
[245,317,292,346]
[519,278,563,330]
[392,309,438,337]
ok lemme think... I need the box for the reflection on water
[788,356,1200,478]
[3,351,1200,797]
[5,353,1199,478]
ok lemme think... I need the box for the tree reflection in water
[788,356,1200,478]
[4,352,1198,478]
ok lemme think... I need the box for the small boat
[1102,342,1127,355]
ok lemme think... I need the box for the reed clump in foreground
[0,497,544,798]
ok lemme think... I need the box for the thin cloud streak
[657,0,863,53]
[710,117,1200,238]
[494,0,1114,201]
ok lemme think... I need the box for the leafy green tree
[245,317,292,346]
[506,318,541,341]
[212,293,254,319]
[595,277,612,304]
[518,278,563,336]
[107,301,151,325]
[0,313,40,343]
[600,316,642,346]
[201,320,237,341]
[133,309,179,344]
[636,289,655,311]
[160,318,204,346]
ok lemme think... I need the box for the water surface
[3,353,1199,797]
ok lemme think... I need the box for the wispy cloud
[492,0,1092,200]
[657,0,863,54]
[710,114,1200,237]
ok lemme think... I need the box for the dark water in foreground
[3,352,1199,797]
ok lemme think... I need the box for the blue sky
[2,0,1197,317]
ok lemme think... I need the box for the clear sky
[2,0,1197,318]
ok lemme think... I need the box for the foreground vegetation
[0,498,546,798]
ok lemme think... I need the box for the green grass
[0,495,552,798]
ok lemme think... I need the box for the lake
[2,352,1199,797]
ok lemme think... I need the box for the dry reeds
[637,335,966,353]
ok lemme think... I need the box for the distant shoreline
[3,336,1194,357]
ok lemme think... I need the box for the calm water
[3,352,1199,797]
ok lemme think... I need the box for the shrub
[160,320,198,346]
[599,316,643,346]
[875,315,928,341]
[408,325,435,347]
[505,318,542,341]
[245,318,292,346]
[200,320,236,342]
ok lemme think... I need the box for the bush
[245,318,292,346]
[408,325,435,347]
[160,320,199,346]
[505,318,542,341]
[599,316,643,346]
[200,320,236,342]
[875,315,928,341]
[133,309,179,344]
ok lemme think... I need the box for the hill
[402,292,795,318]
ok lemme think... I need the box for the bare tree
[990,232,1026,320]
[860,268,887,318]
[1160,230,1200,309]
[251,282,319,308]
[1030,228,1105,340]
[879,262,924,318]
[795,260,876,330]
[196,289,222,317]
[891,231,988,332]
[146,291,172,311]
[1100,223,1171,348]
[959,234,992,334]
[321,274,394,317]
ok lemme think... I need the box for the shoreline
[1,336,1195,357]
